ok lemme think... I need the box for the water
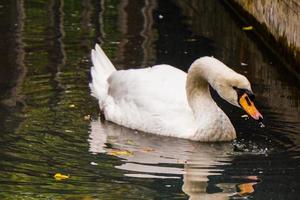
[0,0,300,199]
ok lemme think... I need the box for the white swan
[89,44,262,142]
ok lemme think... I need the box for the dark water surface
[0,0,300,199]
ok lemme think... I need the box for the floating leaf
[54,173,70,181]
[107,149,133,156]
[242,26,253,31]
[142,147,155,152]
[238,182,255,195]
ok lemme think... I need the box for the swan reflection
[89,118,257,199]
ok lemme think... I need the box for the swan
[89,44,262,142]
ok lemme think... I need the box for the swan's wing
[103,65,196,137]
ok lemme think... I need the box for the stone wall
[229,0,300,70]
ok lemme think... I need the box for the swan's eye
[233,86,255,101]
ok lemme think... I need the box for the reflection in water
[46,0,66,99]
[47,0,66,70]
[80,0,93,49]
[111,0,157,69]
[0,0,26,107]
[89,118,258,199]
[93,0,105,44]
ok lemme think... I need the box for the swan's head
[195,57,263,121]
[217,74,262,120]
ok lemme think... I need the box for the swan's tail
[89,44,116,103]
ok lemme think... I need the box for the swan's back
[108,65,186,106]
[104,65,196,138]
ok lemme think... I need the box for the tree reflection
[0,0,26,107]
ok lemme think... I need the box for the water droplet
[241,114,249,120]
[90,162,98,166]
[259,122,265,128]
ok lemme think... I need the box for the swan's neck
[186,63,236,141]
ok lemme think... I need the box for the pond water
[0,0,300,199]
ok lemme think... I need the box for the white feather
[89,44,116,109]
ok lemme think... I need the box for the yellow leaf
[107,149,133,156]
[242,26,253,31]
[54,173,70,181]
[238,182,255,195]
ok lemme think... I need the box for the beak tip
[253,113,263,122]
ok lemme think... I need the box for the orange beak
[239,93,263,121]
